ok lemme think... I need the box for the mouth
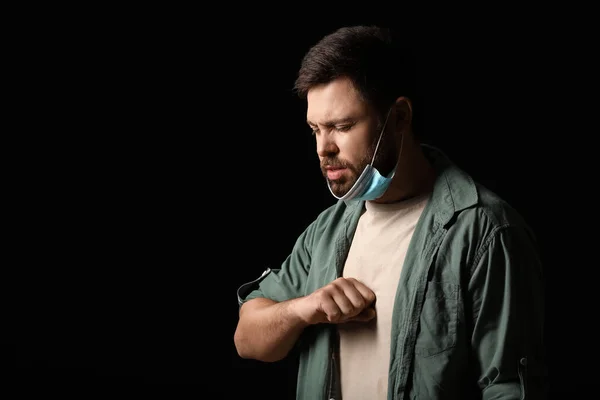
[326,167,347,180]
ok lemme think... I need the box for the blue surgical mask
[326,108,400,202]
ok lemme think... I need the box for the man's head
[294,25,416,198]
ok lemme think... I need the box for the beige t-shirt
[338,194,428,400]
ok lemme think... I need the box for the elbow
[234,339,255,361]
[233,328,250,358]
[233,329,286,363]
[255,352,287,363]
[238,350,285,363]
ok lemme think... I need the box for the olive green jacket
[237,146,547,399]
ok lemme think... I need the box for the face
[306,77,398,197]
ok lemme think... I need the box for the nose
[316,134,338,158]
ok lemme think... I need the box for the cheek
[338,135,370,163]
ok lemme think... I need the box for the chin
[329,180,351,197]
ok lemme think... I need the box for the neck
[371,133,436,204]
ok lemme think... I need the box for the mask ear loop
[371,106,405,179]
[370,107,393,167]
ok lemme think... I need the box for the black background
[8,8,591,399]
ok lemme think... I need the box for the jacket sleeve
[237,220,316,306]
[468,225,548,399]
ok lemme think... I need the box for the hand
[295,277,376,325]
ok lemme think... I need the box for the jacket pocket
[414,281,458,357]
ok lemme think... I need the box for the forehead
[306,77,367,124]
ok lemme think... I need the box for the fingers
[318,277,376,323]
[349,307,376,322]
[329,284,358,320]
[330,278,367,312]
[344,277,376,306]
[319,294,344,322]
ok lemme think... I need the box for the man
[233,25,547,400]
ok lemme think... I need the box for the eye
[337,125,352,132]
[310,128,319,136]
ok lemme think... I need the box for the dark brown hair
[293,25,416,124]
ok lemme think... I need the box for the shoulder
[452,183,541,274]
[466,183,534,240]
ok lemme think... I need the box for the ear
[394,96,413,131]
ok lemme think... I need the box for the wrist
[287,297,312,328]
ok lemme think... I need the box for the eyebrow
[306,117,356,127]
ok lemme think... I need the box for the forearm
[234,297,309,362]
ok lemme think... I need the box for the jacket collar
[422,144,478,226]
